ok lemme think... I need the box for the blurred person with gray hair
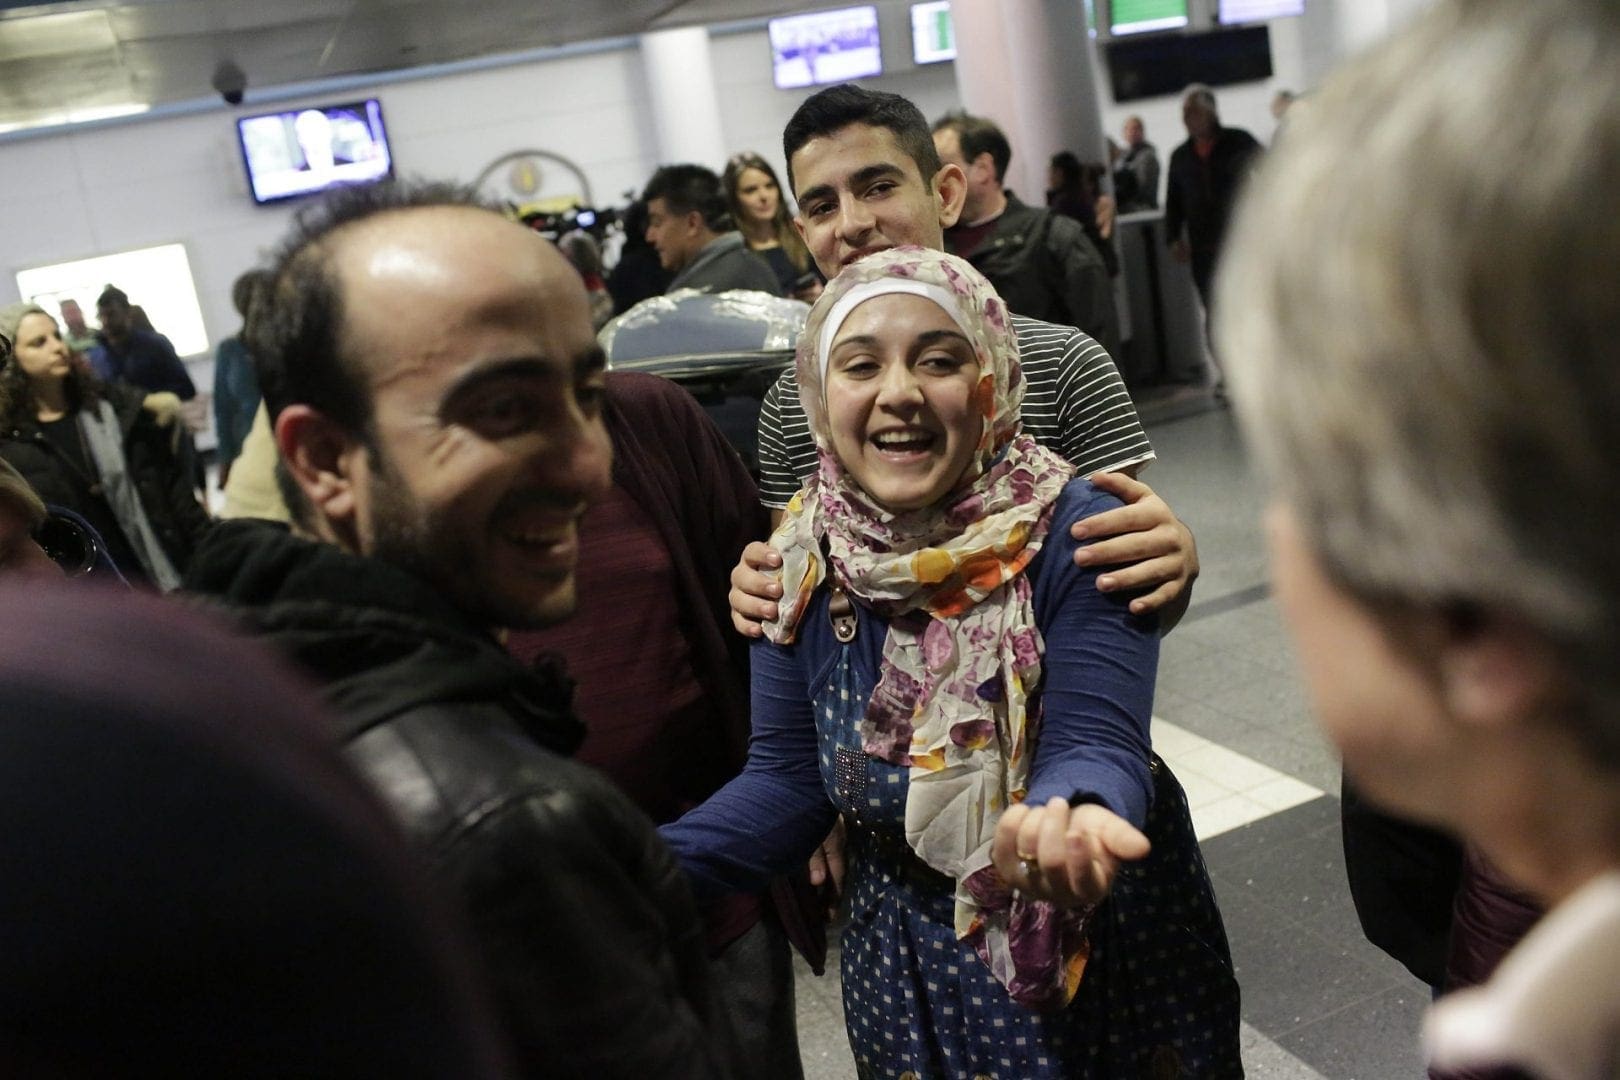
[1218,0,1620,1076]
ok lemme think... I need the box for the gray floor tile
[1277,984,1430,1079]
[1154,693,1264,746]
[1241,1021,1330,1079]
[1220,895,1400,1038]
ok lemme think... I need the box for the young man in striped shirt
[730,84,1198,636]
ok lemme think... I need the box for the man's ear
[273,404,364,535]
[1433,610,1560,733]
[933,162,968,229]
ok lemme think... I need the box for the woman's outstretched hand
[992,796,1151,908]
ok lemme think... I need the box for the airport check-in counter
[1114,209,1210,387]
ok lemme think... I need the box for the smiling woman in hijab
[665,246,1239,1078]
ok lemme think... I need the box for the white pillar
[638,27,726,167]
[949,0,1106,202]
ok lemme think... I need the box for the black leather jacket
[184,520,737,1079]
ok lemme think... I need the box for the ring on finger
[1019,857,1041,881]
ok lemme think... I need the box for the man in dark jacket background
[644,164,783,297]
[1165,84,1263,313]
[87,285,197,400]
[932,111,1121,359]
[183,180,736,1078]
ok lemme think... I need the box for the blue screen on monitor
[769,6,884,90]
[1218,0,1304,23]
[236,98,394,205]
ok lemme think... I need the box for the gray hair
[1217,0,1620,764]
[1182,84,1216,112]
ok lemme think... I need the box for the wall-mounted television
[769,5,883,90]
[911,1,955,64]
[1107,25,1273,101]
[1218,0,1304,23]
[1110,0,1190,36]
[236,98,393,205]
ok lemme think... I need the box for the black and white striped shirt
[755,314,1155,509]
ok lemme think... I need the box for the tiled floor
[790,396,1433,1078]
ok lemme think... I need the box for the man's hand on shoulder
[729,541,783,638]
[1071,471,1198,630]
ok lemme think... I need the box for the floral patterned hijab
[764,247,1085,1008]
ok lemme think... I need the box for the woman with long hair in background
[723,152,822,302]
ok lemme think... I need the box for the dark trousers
[711,914,803,1079]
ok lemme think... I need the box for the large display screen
[911,1,955,64]
[236,98,394,205]
[1218,0,1304,23]
[769,5,883,89]
[1110,0,1190,36]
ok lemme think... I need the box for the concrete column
[948,0,1106,203]
[638,27,726,167]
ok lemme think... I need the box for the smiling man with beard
[182,180,737,1078]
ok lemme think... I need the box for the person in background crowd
[0,584,510,1078]
[1219,0,1620,1075]
[0,302,209,590]
[184,179,739,1078]
[1165,84,1262,394]
[932,111,1120,357]
[606,198,673,314]
[723,152,823,302]
[1112,115,1160,212]
[556,229,615,330]
[1045,149,1118,274]
[87,284,197,399]
[643,163,784,296]
[667,248,1239,1077]
[212,270,268,487]
[56,298,97,355]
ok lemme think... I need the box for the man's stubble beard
[364,440,579,632]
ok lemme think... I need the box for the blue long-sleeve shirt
[663,480,1160,899]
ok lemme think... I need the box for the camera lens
[33,512,99,577]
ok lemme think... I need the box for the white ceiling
[0,0,820,132]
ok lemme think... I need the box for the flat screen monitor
[236,98,393,205]
[1107,25,1273,101]
[769,5,883,90]
[1218,0,1304,23]
[911,1,955,64]
[1110,0,1190,36]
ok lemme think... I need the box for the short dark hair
[1049,150,1084,189]
[247,178,497,437]
[96,285,129,310]
[640,164,731,232]
[933,112,1012,183]
[230,269,271,321]
[782,84,942,194]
